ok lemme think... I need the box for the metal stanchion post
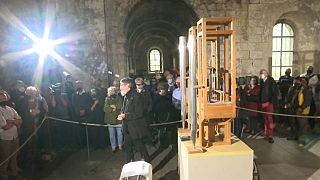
[47,118,53,152]
[85,122,90,162]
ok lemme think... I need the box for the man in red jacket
[260,69,277,143]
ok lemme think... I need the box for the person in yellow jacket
[296,77,312,144]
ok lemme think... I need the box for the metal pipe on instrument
[179,36,187,129]
[188,35,197,148]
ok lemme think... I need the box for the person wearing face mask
[50,83,71,149]
[152,85,175,147]
[104,86,123,152]
[72,81,92,119]
[302,66,318,95]
[149,77,158,99]
[117,78,150,163]
[10,80,26,115]
[259,69,277,143]
[166,74,177,94]
[0,91,22,180]
[87,88,104,149]
[72,80,92,148]
[293,77,312,146]
[278,68,294,128]
[19,86,48,173]
[64,75,75,102]
[302,66,318,130]
[286,77,303,140]
[155,72,166,83]
[278,68,294,102]
[135,78,152,123]
[243,77,261,134]
[172,77,182,122]
[93,79,107,125]
[172,77,181,110]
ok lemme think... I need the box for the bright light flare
[32,39,54,57]
[0,2,89,87]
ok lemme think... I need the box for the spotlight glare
[33,39,54,57]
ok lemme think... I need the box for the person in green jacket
[104,86,123,152]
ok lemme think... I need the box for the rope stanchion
[46,116,182,127]
[0,116,47,167]
[236,106,320,119]
[3,106,312,167]
[85,122,90,162]
[150,120,183,126]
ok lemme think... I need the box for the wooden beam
[206,30,233,36]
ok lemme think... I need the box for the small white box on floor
[119,161,152,180]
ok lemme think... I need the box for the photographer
[50,83,70,119]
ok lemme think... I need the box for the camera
[50,83,62,95]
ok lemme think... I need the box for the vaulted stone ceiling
[124,0,198,75]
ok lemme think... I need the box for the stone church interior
[0,0,319,179]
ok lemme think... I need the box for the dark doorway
[124,0,198,77]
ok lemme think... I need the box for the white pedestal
[178,129,254,180]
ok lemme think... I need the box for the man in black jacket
[117,78,150,163]
[72,81,92,147]
[260,69,277,143]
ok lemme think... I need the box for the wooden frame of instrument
[186,17,236,147]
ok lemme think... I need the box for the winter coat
[72,91,92,120]
[244,85,260,118]
[260,76,277,104]
[297,86,312,115]
[122,90,150,140]
[152,93,172,123]
[104,94,122,125]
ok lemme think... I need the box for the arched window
[148,48,162,73]
[272,22,294,80]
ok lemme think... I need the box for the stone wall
[106,0,320,78]
[0,0,108,89]
[0,0,319,89]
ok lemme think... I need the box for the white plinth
[178,129,254,180]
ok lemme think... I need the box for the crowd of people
[0,70,181,180]
[1,66,320,179]
[236,66,320,145]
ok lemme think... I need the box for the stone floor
[243,132,320,180]
[31,132,320,180]
[40,144,178,180]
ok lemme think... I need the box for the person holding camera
[50,83,69,119]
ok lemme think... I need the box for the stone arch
[124,0,198,77]
[278,10,319,75]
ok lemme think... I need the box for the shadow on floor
[153,148,177,174]
[158,170,179,180]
